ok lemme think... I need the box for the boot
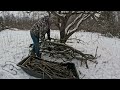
[35,53,42,63]
[30,50,36,57]
[39,53,42,58]
[36,53,42,59]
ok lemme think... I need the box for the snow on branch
[65,11,96,34]
[65,13,84,34]
[67,14,91,34]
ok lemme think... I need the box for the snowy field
[0,29,120,79]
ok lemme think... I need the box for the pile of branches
[23,56,78,79]
[40,38,98,69]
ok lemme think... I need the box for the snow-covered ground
[0,29,120,79]
[0,29,36,79]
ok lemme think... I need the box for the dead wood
[23,56,77,79]
[39,40,97,68]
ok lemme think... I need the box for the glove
[29,44,33,48]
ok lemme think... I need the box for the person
[30,15,51,58]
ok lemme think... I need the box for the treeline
[0,11,120,38]
[0,14,37,30]
[51,11,120,38]
[80,11,120,38]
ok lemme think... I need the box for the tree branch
[46,11,51,16]
[65,14,91,40]
[50,11,64,20]
[54,22,61,30]
[65,11,73,20]
[45,41,86,57]
[65,13,84,34]
[67,14,91,34]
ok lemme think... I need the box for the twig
[45,41,86,57]
[95,46,98,58]
[37,65,53,79]
[80,75,85,79]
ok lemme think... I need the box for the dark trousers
[30,32,40,57]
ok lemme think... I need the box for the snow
[0,29,120,79]
[68,31,120,79]
[0,29,37,79]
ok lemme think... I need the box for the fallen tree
[38,38,98,69]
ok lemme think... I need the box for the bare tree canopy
[48,11,100,43]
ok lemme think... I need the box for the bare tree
[48,11,99,43]
[23,11,99,43]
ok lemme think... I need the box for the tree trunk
[60,20,67,43]
[60,26,66,43]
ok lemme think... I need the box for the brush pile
[22,56,78,79]
[40,39,98,68]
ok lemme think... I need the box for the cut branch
[39,40,97,68]
[45,41,88,58]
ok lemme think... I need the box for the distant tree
[98,11,117,35]
[0,16,5,30]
